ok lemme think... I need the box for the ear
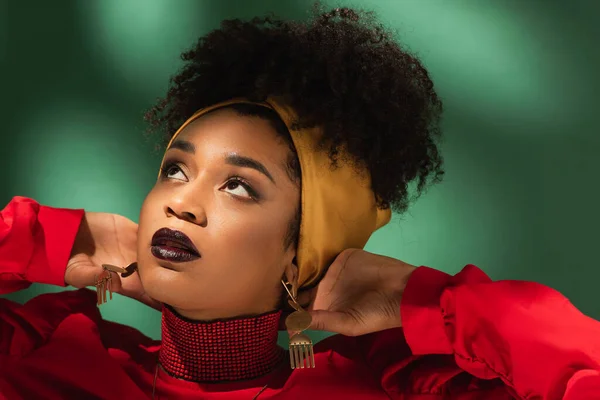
[283,257,299,298]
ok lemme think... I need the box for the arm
[0,196,83,294]
[401,265,600,399]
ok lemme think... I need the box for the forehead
[174,108,289,156]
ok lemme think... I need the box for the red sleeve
[0,196,84,294]
[401,264,600,399]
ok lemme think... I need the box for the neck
[159,305,286,383]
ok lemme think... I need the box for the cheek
[137,190,161,254]
[139,187,162,227]
[209,209,289,267]
[138,197,152,237]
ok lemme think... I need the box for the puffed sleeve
[0,196,83,294]
[399,264,600,399]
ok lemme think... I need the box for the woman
[1,7,599,400]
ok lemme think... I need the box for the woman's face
[137,108,300,320]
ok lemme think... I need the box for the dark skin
[66,111,416,335]
[298,248,416,336]
[68,217,416,336]
[66,210,161,310]
[68,6,439,334]
[137,109,299,321]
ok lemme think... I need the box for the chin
[138,261,184,305]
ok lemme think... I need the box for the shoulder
[313,328,411,357]
[284,333,406,397]
[1,288,100,325]
[309,328,411,367]
[1,289,102,355]
[313,332,361,356]
[284,333,368,375]
[1,288,159,360]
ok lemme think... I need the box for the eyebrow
[168,139,195,154]
[225,153,276,184]
[167,140,276,184]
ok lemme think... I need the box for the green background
[2,0,599,345]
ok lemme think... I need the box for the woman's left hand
[300,249,416,336]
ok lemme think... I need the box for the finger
[296,289,313,309]
[308,310,357,336]
[66,257,99,288]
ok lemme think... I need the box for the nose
[164,197,207,227]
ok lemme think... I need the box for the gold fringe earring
[281,280,315,369]
[94,263,138,306]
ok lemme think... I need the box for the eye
[160,162,187,181]
[221,177,258,200]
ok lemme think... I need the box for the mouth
[151,228,201,263]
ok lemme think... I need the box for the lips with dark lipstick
[151,228,201,263]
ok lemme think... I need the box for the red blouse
[1,196,599,399]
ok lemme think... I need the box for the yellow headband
[159,98,391,289]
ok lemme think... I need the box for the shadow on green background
[2,0,599,344]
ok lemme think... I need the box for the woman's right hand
[65,212,161,310]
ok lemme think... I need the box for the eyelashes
[222,176,259,200]
[159,161,260,201]
[160,162,185,180]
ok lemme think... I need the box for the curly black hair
[145,5,444,215]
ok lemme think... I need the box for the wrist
[383,257,417,295]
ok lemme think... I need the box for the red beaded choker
[159,305,286,383]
